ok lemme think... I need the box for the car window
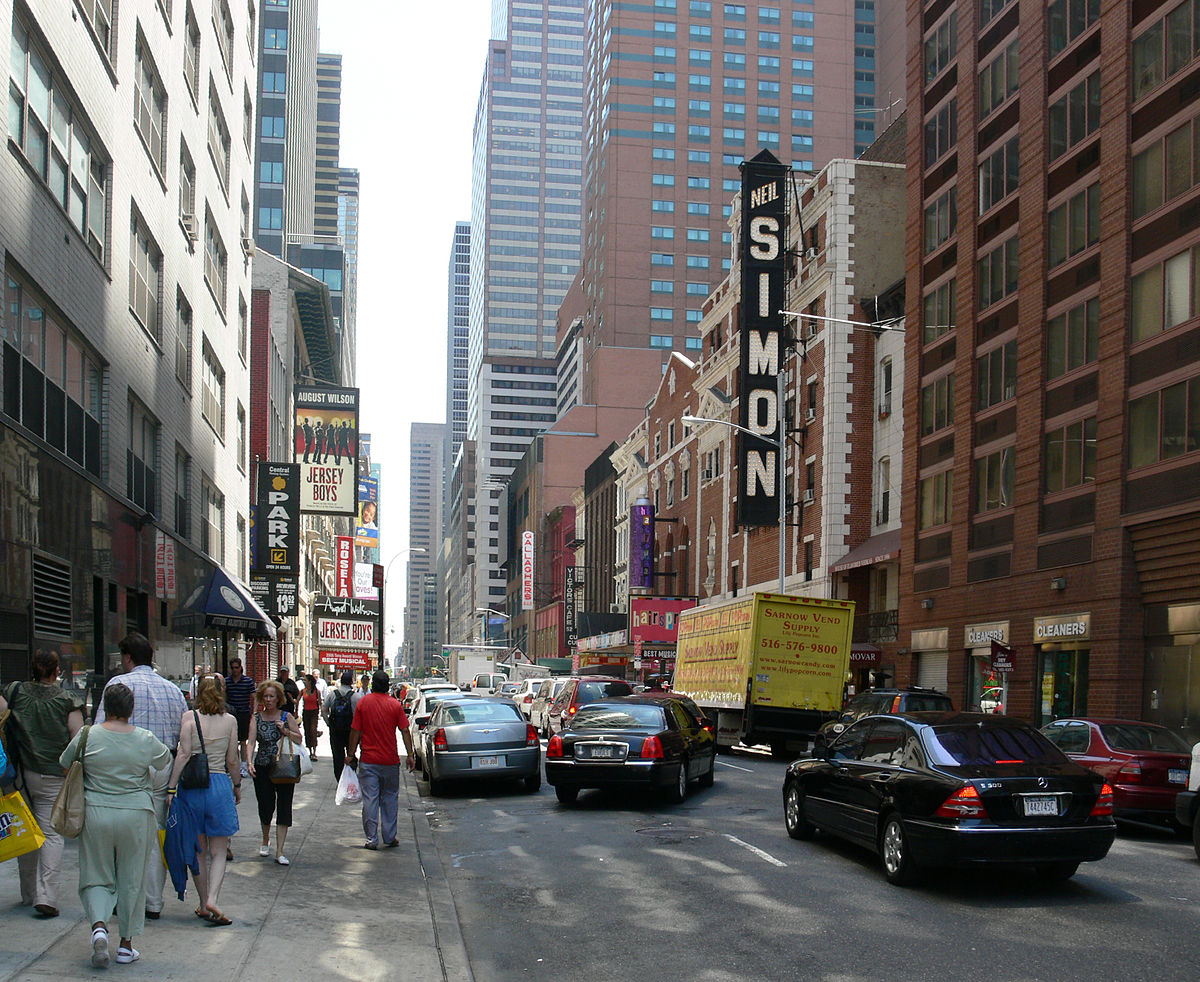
[904,694,952,712]
[859,720,905,764]
[577,680,634,702]
[1056,722,1091,753]
[925,723,1068,766]
[446,702,522,724]
[574,704,666,729]
[536,681,551,698]
[846,693,875,712]
[829,720,871,761]
[1100,722,1190,753]
[897,731,925,770]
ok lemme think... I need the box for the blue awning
[171,565,277,639]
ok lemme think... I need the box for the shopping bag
[296,740,313,776]
[51,725,90,838]
[335,765,361,805]
[0,789,46,863]
[271,734,302,784]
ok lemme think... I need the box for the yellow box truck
[673,592,855,758]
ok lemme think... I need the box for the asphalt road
[419,746,1200,982]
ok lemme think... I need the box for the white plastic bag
[335,765,361,805]
[296,741,313,776]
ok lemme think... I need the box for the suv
[547,676,635,736]
[472,672,507,693]
[818,686,953,742]
[530,678,571,736]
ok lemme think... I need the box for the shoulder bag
[270,712,302,785]
[178,711,210,790]
[50,724,90,838]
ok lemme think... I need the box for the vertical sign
[629,503,655,590]
[294,385,359,515]
[564,566,585,650]
[521,531,535,611]
[335,536,353,597]
[154,531,175,599]
[738,149,789,525]
[254,463,300,574]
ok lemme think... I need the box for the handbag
[50,725,89,839]
[0,789,46,862]
[270,713,302,785]
[178,711,210,790]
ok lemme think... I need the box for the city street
[423,747,1200,982]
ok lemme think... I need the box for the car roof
[886,710,1034,728]
[1046,716,1170,727]
[573,675,632,682]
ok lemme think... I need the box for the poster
[293,385,359,515]
[253,463,300,575]
[356,474,379,548]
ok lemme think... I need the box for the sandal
[91,927,110,969]
[204,906,232,926]
[195,906,212,922]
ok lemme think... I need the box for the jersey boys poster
[294,385,359,515]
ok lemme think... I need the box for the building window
[183,5,201,100]
[236,402,246,471]
[1130,373,1200,467]
[237,514,246,580]
[980,0,1014,29]
[650,334,673,348]
[1047,183,1099,267]
[175,446,190,538]
[877,457,891,524]
[1131,244,1198,342]
[1044,417,1097,493]
[974,447,1015,513]
[179,142,197,226]
[1048,71,1100,161]
[978,136,1019,213]
[978,235,1018,309]
[129,213,162,341]
[682,466,690,498]
[78,0,115,57]
[238,293,248,361]
[1047,297,1099,379]
[979,40,1018,118]
[264,26,287,49]
[128,400,159,515]
[134,36,166,174]
[202,476,225,562]
[175,291,193,387]
[213,0,235,80]
[924,98,957,166]
[1132,116,1200,220]
[879,358,893,415]
[1132,1,1200,102]
[200,340,225,436]
[923,188,956,254]
[924,11,956,82]
[923,278,956,344]
[920,374,955,436]
[919,469,953,529]
[208,83,231,190]
[243,86,253,151]
[1048,0,1099,58]
[204,212,228,310]
[977,340,1017,409]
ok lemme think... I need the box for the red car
[1040,717,1192,831]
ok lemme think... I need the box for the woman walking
[167,675,240,926]
[299,674,321,761]
[0,649,84,918]
[246,680,302,866]
[61,683,171,968]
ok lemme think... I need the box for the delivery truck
[673,592,855,758]
[442,645,506,688]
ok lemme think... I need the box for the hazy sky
[317,1,492,634]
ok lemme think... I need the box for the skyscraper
[446,222,471,465]
[405,422,447,670]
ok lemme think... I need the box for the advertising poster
[629,596,698,645]
[293,385,359,515]
[355,474,379,548]
[353,563,378,600]
[253,463,300,575]
[318,649,373,669]
[629,504,655,590]
[317,617,375,650]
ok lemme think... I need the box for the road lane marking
[717,760,753,772]
[723,834,787,868]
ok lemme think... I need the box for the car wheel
[523,771,542,794]
[1036,861,1079,881]
[664,760,688,803]
[555,785,578,804]
[429,775,445,796]
[784,781,814,840]
[698,753,715,788]
[880,814,919,886]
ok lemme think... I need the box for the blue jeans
[357,762,399,846]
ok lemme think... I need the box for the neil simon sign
[737,149,789,527]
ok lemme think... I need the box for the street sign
[991,639,1015,674]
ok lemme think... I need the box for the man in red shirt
[347,670,415,850]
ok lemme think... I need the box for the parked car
[498,681,521,699]
[405,680,457,714]
[1040,717,1192,831]
[547,677,636,736]
[782,712,1116,885]
[409,689,481,771]
[511,678,549,719]
[545,695,717,804]
[529,678,571,736]
[422,696,541,795]
[818,687,954,742]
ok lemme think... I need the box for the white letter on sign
[749,217,779,260]
[747,331,779,375]
[745,450,777,496]
[747,389,778,435]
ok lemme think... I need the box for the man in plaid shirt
[94,632,187,919]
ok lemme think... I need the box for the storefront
[964,620,1011,714]
[1033,611,1091,727]
[910,627,949,693]
[1143,602,1200,741]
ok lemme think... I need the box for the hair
[31,649,60,682]
[371,669,390,694]
[103,682,135,720]
[256,679,285,709]
[119,632,154,666]
[229,658,243,671]
[340,670,354,685]
[195,676,226,715]
[303,674,316,692]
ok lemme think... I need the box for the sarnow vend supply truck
[674,593,855,758]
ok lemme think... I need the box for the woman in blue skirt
[167,675,241,926]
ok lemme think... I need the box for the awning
[830,529,901,574]
[171,565,278,639]
[850,643,881,665]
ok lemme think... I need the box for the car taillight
[526,724,539,747]
[546,734,564,758]
[432,728,448,749]
[1090,783,1114,817]
[890,696,902,712]
[934,785,986,819]
[568,703,577,716]
[641,736,664,759]
[523,694,533,704]
[1117,761,1142,784]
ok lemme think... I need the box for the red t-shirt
[302,690,320,711]
[351,693,410,766]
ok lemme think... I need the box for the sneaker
[144,909,161,920]
[91,928,110,968]
[33,903,59,917]
[363,841,378,851]
[275,854,290,866]
[258,844,270,857]
[384,840,400,848]
[116,946,140,964]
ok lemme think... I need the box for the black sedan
[782,712,1116,885]
[545,696,716,804]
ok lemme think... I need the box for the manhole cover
[635,826,713,844]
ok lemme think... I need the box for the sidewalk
[0,731,472,981]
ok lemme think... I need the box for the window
[1047,297,1099,379]
[653,95,676,110]
[759,31,780,47]
[1048,0,1100,57]
[980,0,1014,29]
[134,36,166,173]
[686,255,710,268]
[979,40,1018,118]
[1047,183,1099,267]
[213,0,235,79]
[924,12,956,82]
[652,199,675,213]
[650,334,673,348]
[689,124,711,140]
[183,5,201,100]
[978,136,1019,213]
[793,83,814,101]
[654,121,676,136]
[688,149,710,163]
[877,457,891,524]
[923,188,956,254]
[243,86,253,150]
[919,470,953,528]
[653,46,676,58]
[1044,417,1096,493]
[208,84,231,189]
[974,448,1015,513]
[264,26,288,49]
[922,280,956,343]
[653,146,676,161]
[686,228,709,242]
[238,294,248,361]
[1048,71,1100,162]
[924,99,956,167]
[174,447,191,538]
[977,340,1017,410]
[724,101,745,116]
[128,400,159,515]
[920,374,955,436]
[978,235,1018,309]
[687,201,710,216]
[78,0,115,57]
[688,74,710,88]
[8,15,108,260]
[204,212,228,309]
[651,226,675,239]
[129,213,162,341]
[651,280,675,293]
[758,56,780,72]
[759,80,780,98]
[261,114,284,138]
[690,48,712,63]
[202,476,225,562]
[651,253,675,266]
[691,24,711,39]
[200,340,225,436]
[1131,244,1199,342]
[651,307,673,320]
[1129,374,1200,467]
[725,52,746,70]
[175,291,193,387]
[180,143,197,224]
[236,402,246,471]
[723,127,745,142]
[1132,117,1200,219]
[1132,0,1200,101]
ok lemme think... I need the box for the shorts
[234,710,251,743]
[178,772,240,838]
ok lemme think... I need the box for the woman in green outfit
[60,682,171,968]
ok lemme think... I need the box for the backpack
[328,690,353,732]
[1,682,25,787]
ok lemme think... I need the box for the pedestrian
[321,670,359,782]
[94,632,187,921]
[0,649,85,918]
[187,664,202,704]
[65,682,172,967]
[359,672,370,695]
[245,680,302,865]
[224,658,255,779]
[277,667,299,716]
[167,676,240,926]
[314,672,328,700]
[299,674,321,761]
[346,670,415,850]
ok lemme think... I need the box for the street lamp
[683,371,788,594]
[379,547,426,669]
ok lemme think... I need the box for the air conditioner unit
[802,488,815,504]
[609,602,622,613]
[180,213,197,240]
[806,322,820,340]
[702,469,713,482]
[805,407,816,423]
[805,247,818,260]
[240,236,256,257]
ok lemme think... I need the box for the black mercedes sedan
[545,695,717,804]
[782,712,1116,885]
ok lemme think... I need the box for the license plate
[1168,768,1187,785]
[592,746,614,758]
[473,755,503,769]
[1023,795,1058,817]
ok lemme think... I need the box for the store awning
[171,565,277,639]
[830,529,901,574]
[850,643,881,665]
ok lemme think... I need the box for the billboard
[317,617,375,650]
[629,503,655,590]
[254,463,300,574]
[355,474,379,548]
[521,531,535,611]
[294,385,359,515]
[737,150,790,526]
[629,596,698,645]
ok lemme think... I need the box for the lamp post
[683,371,788,594]
[379,547,425,671]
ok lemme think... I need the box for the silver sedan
[422,697,542,795]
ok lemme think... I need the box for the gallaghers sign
[738,149,790,526]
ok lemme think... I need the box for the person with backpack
[322,670,360,782]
